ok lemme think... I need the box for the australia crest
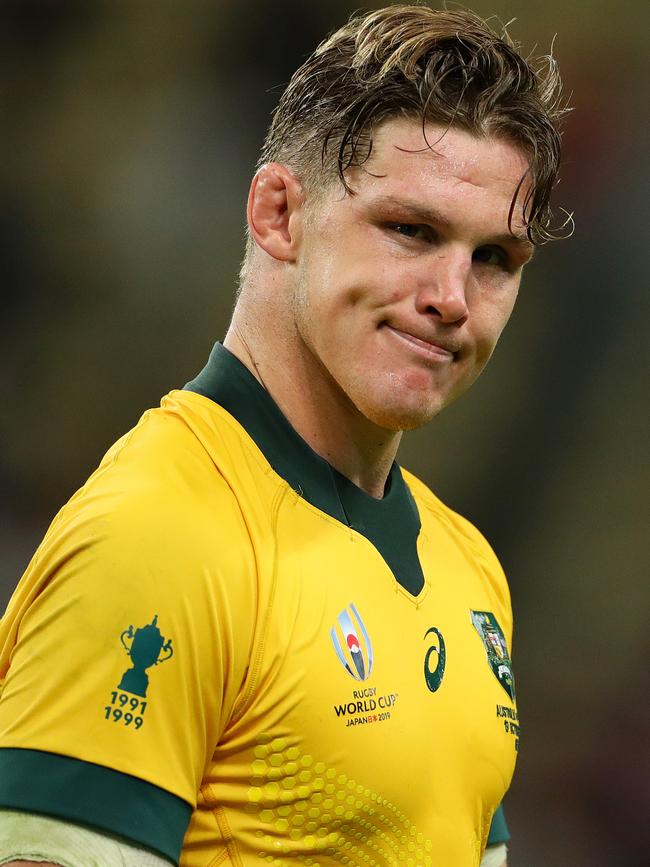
[470,610,516,701]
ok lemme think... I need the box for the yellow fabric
[0,390,518,866]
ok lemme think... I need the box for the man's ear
[246,163,305,262]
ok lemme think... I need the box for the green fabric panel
[333,466,424,596]
[185,342,424,595]
[0,748,191,865]
[487,803,510,845]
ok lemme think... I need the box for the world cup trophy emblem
[118,614,173,697]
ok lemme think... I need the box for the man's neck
[223,325,401,499]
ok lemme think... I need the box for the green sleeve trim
[487,803,510,845]
[0,748,191,865]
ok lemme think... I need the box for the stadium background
[1,1,646,864]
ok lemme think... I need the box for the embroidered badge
[470,610,516,701]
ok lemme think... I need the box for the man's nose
[415,252,470,324]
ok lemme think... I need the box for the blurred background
[1,1,647,864]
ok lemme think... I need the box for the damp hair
[256,4,572,247]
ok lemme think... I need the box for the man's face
[290,118,534,432]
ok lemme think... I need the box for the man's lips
[383,324,459,360]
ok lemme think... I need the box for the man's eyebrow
[371,195,453,229]
[369,195,536,259]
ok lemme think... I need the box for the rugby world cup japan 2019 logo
[330,603,374,681]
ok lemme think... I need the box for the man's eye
[473,246,507,267]
[391,223,427,240]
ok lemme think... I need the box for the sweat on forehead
[345,119,533,240]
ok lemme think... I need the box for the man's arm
[0,414,258,862]
[484,803,510,866]
[0,808,172,867]
[480,842,508,867]
[2,849,508,866]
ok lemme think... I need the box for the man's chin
[356,394,447,433]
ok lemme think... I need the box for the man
[0,5,568,866]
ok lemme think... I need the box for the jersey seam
[395,576,431,606]
[174,390,280,485]
[171,393,277,727]
[179,390,408,536]
[212,801,243,867]
[335,520,431,606]
[206,850,231,867]
[229,483,286,724]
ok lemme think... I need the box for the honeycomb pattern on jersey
[245,733,434,865]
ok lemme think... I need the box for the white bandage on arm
[0,809,171,867]
[480,842,508,867]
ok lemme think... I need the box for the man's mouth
[383,324,459,360]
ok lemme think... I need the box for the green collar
[184,343,424,596]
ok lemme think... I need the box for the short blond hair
[259,4,569,245]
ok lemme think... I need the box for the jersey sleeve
[0,413,258,864]
[486,803,510,845]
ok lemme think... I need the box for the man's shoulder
[2,393,261,673]
[85,389,271,511]
[45,390,266,568]
[400,466,507,585]
[400,466,482,537]
[97,389,234,487]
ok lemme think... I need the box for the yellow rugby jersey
[0,343,518,866]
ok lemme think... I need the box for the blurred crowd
[1,2,647,864]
